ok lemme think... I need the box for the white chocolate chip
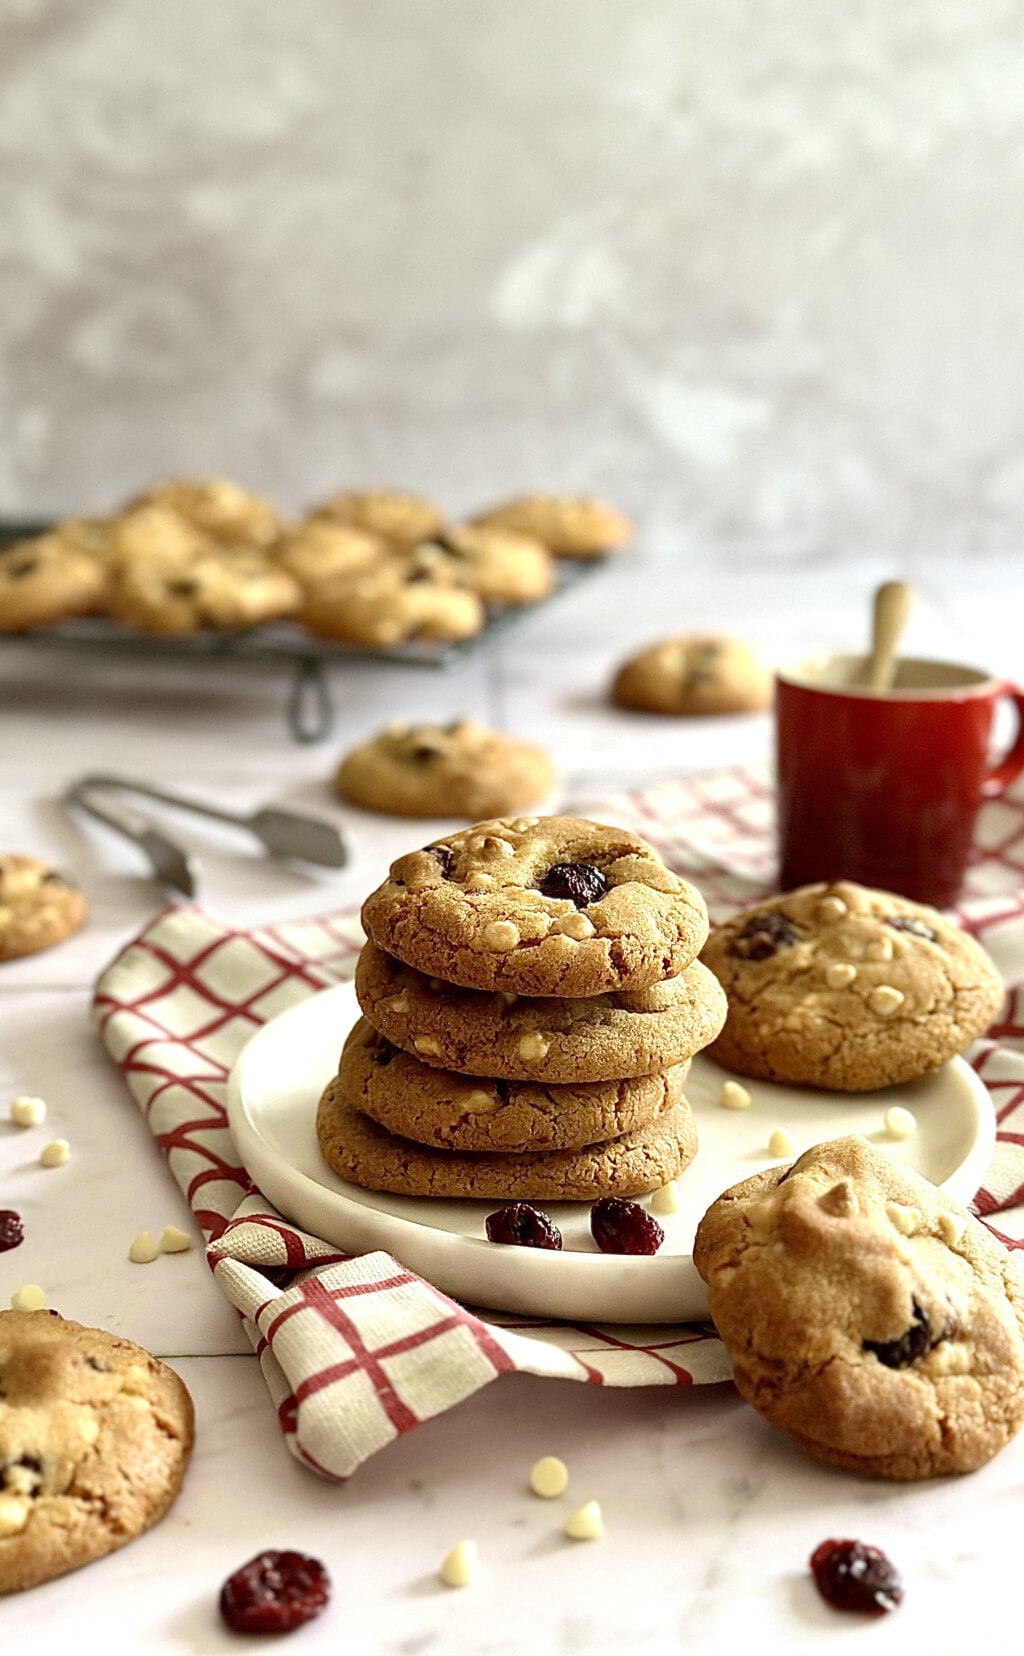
[529,1455,569,1498]
[386,992,411,1015]
[507,818,538,832]
[498,991,518,1007]
[869,985,905,1017]
[77,1415,100,1445]
[815,895,848,922]
[517,1031,550,1061]
[745,1196,779,1231]
[938,1211,966,1248]
[865,935,894,963]
[885,1201,921,1237]
[923,1341,971,1376]
[719,1080,752,1111]
[768,1128,796,1158]
[9,1094,46,1127]
[884,1105,917,1140]
[824,962,857,989]
[464,873,495,892]
[3,1465,38,1497]
[38,1138,70,1168]
[160,1225,192,1254]
[480,920,520,952]
[649,1181,682,1215]
[0,1497,29,1537]
[818,1179,858,1218]
[10,1284,45,1311]
[129,1231,160,1264]
[465,1090,493,1109]
[413,1036,443,1058]
[439,1540,479,1588]
[554,912,595,940]
[480,836,515,860]
[564,1500,604,1541]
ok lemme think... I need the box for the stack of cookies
[316,817,728,1204]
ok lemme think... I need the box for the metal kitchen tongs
[65,773,349,896]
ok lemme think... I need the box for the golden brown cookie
[700,880,1005,1090]
[693,1136,1024,1479]
[0,858,87,962]
[300,557,484,648]
[274,519,385,588]
[317,1073,697,1199]
[340,1015,689,1152]
[334,720,555,819]
[126,477,282,548]
[612,635,772,716]
[361,816,709,997]
[468,495,631,559]
[0,1310,194,1593]
[0,532,107,632]
[407,527,556,606]
[107,549,300,634]
[355,941,727,1082]
[311,489,446,547]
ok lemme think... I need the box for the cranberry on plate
[219,1549,331,1634]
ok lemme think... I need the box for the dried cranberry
[539,862,607,909]
[485,1203,563,1250]
[219,1550,331,1634]
[810,1538,903,1615]
[863,1299,934,1369]
[429,845,455,878]
[729,910,799,960]
[590,1197,664,1256]
[0,1212,23,1253]
[887,915,937,942]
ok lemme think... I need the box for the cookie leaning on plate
[340,1016,690,1153]
[355,940,727,1082]
[693,1136,1024,1479]
[0,856,87,962]
[0,1310,194,1593]
[334,720,555,820]
[360,816,709,997]
[700,880,1004,1090]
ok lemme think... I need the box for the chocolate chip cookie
[317,1073,697,1199]
[334,721,555,819]
[355,941,727,1081]
[361,816,709,997]
[300,556,484,647]
[701,881,1004,1090]
[311,489,446,548]
[340,1016,689,1153]
[408,526,556,606]
[0,1310,194,1593]
[612,634,772,716]
[126,476,282,548]
[468,495,631,559]
[0,531,107,632]
[0,858,87,962]
[693,1136,1024,1479]
[274,519,385,589]
[108,549,300,634]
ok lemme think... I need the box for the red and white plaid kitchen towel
[93,766,1024,1483]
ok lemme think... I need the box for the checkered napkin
[93,767,1024,1482]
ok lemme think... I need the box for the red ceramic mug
[775,655,1024,907]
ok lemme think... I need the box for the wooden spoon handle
[866,580,914,692]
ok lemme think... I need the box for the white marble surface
[1,550,1024,1648]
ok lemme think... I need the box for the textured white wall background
[2,0,1023,561]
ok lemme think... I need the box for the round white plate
[226,982,996,1325]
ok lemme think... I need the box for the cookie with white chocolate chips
[334,720,555,820]
[0,1310,194,1593]
[0,857,87,962]
[693,1136,1024,1479]
[700,880,1004,1090]
[360,816,709,997]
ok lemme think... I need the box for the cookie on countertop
[612,635,772,716]
[300,557,484,648]
[311,489,447,548]
[317,1073,697,1200]
[361,816,709,998]
[340,1016,690,1153]
[0,857,87,962]
[126,476,283,548]
[468,495,631,559]
[107,549,301,634]
[0,532,107,632]
[408,527,556,607]
[355,941,727,1082]
[334,720,555,820]
[700,880,1005,1091]
[693,1136,1024,1479]
[0,1310,194,1594]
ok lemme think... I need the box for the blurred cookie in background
[468,494,632,559]
[0,529,108,632]
[107,548,300,634]
[334,719,555,818]
[612,634,772,716]
[310,488,447,548]
[125,476,283,549]
[301,556,483,648]
[0,856,88,961]
[406,526,556,607]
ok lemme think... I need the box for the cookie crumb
[9,1094,46,1127]
[129,1231,160,1264]
[719,1080,752,1111]
[439,1540,479,1588]
[649,1180,682,1215]
[38,1138,70,1168]
[529,1455,569,1498]
[160,1225,192,1254]
[884,1106,917,1140]
[564,1500,604,1541]
[10,1283,45,1311]
[768,1128,796,1158]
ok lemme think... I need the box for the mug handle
[983,684,1024,797]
